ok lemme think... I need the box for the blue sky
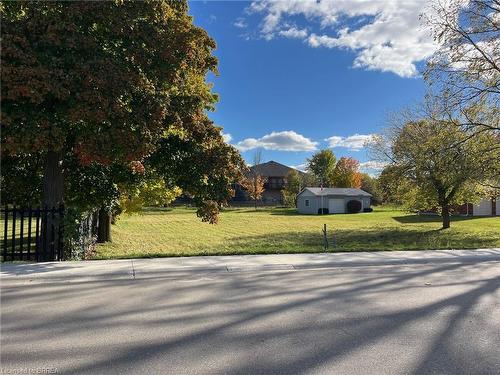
[189,1,434,173]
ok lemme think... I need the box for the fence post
[19,208,24,260]
[322,223,328,251]
[27,207,32,261]
[58,204,64,260]
[35,208,40,262]
[50,207,56,261]
[11,206,17,261]
[42,206,48,261]
[3,206,8,261]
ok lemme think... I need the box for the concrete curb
[1,249,499,285]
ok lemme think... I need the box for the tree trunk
[441,204,451,229]
[97,206,112,243]
[41,151,64,261]
[42,150,64,208]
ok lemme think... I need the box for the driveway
[1,250,500,374]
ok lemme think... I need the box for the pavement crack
[131,260,136,280]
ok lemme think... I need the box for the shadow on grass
[132,207,177,215]
[392,215,493,224]
[99,227,500,260]
[268,208,305,216]
[223,207,286,214]
[130,207,282,215]
[218,229,500,254]
[269,208,399,216]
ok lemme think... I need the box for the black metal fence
[1,206,65,262]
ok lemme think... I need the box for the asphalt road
[1,250,500,375]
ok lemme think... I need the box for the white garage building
[296,187,372,214]
[470,197,499,216]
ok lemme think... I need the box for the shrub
[346,200,362,213]
[281,190,297,207]
[317,208,329,214]
[63,209,98,260]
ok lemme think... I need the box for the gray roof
[300,187,372,197]
[249,161,306,177]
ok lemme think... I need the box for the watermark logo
[0,368,58,374]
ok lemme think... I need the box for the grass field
[94,206,500,259]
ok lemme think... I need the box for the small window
[305,199,310,207]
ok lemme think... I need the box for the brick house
[233,161,305,204]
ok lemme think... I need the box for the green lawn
[94,206,500,259]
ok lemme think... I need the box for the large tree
[306,149,336,187]
[424,0,499,113]
[423,0,499,146]
[332,157,362,188]
[422,0,500,188]
[360,173,381,204]
[149,122,246,222]
[1,1,245,252]
[376,165,410,205]
[2,1,209,205]
[281,169,311,207]
[372,119,497,228]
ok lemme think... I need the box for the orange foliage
[240,175,267,201]
[333,157,362,188]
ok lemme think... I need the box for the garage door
[473,199,491,216]
[329,198,345,214]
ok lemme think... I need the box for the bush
[281,190,297,207]
[363,207,373,212]
[346,200,362,213]
[63,208,98,260]
[317,208,329,214]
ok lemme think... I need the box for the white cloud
[325,134,375,151]
[290,163,308,172]
[222,132,232,143]
[233,17,248,29]
[359,160,388,172]
[248,0,437,77]
[279,27,308,39]
[235,131,318,152]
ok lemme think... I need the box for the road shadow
[0,262,85,276]
[1,259,499,374]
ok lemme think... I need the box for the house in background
[233,160,305,204]
[297,187,372,214]
[420,194,499,217]
[459,197,499,216]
